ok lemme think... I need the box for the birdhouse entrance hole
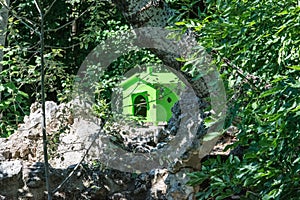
[133,94,147,118]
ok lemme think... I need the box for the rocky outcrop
[0,101,198,199]
[0,160,24,198]
[0,159,172,199]
[0,99,234,199]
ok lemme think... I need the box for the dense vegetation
[0,0,299,199]
[178,0,300,199]
[0,0,159,135]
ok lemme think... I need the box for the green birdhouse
[119,67,184,124]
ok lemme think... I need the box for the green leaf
[18,91,29,98]
[5,82,16,94]
[0,85,5,92]
[289,81,300,88]
[277,10,288,16]
[176,57,187,62]
[286,66,300,70]
[259,87,280,98]
[175,21,186,26]
[291,105,300,112]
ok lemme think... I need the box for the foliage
[188,155,244,200]
[0,0,163,137]
[175,0,300,199]
[0,0,131,137]
[1,0,299,199]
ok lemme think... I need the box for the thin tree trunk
[0,0,9,120]
[34,0,51,198]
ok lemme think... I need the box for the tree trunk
[0,0,9,64]
[0,0,10,120]
[112,0,210,99]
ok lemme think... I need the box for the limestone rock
[0,160,24,198]
[0,100,209,199]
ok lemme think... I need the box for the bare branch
[45,2,95,33]
[0,0,40,34]
[52,129,102,195]
[33,0,42,16]
[44,0,57,17]
[45,42,81,50]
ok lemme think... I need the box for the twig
[0,0,40,34]
[45,42,81,50]
[211,49,260,90]
[52,128,103,195]
[33,0,42,15]
[45,2,95,33]
[44,0,57,17]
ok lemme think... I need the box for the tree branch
[0,0,40,34]
[211,49,260,90]
[44,0,57,17]
[52,129,102,195]
[45,2,95,33]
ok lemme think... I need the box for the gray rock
[166,169,195,200]
[0,160,24,198]
[0,97,214,199]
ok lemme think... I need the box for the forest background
[0,0,299,199]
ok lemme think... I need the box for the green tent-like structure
[119,67,184,124]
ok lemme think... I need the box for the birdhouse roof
[120,67,180,90]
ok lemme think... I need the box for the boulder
[0,99,226,199]
[0,160,23,198]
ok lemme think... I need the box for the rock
[0,98,213,199]
[166,169,195,200]
[150,169,168,199]
[0,160,24,198]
